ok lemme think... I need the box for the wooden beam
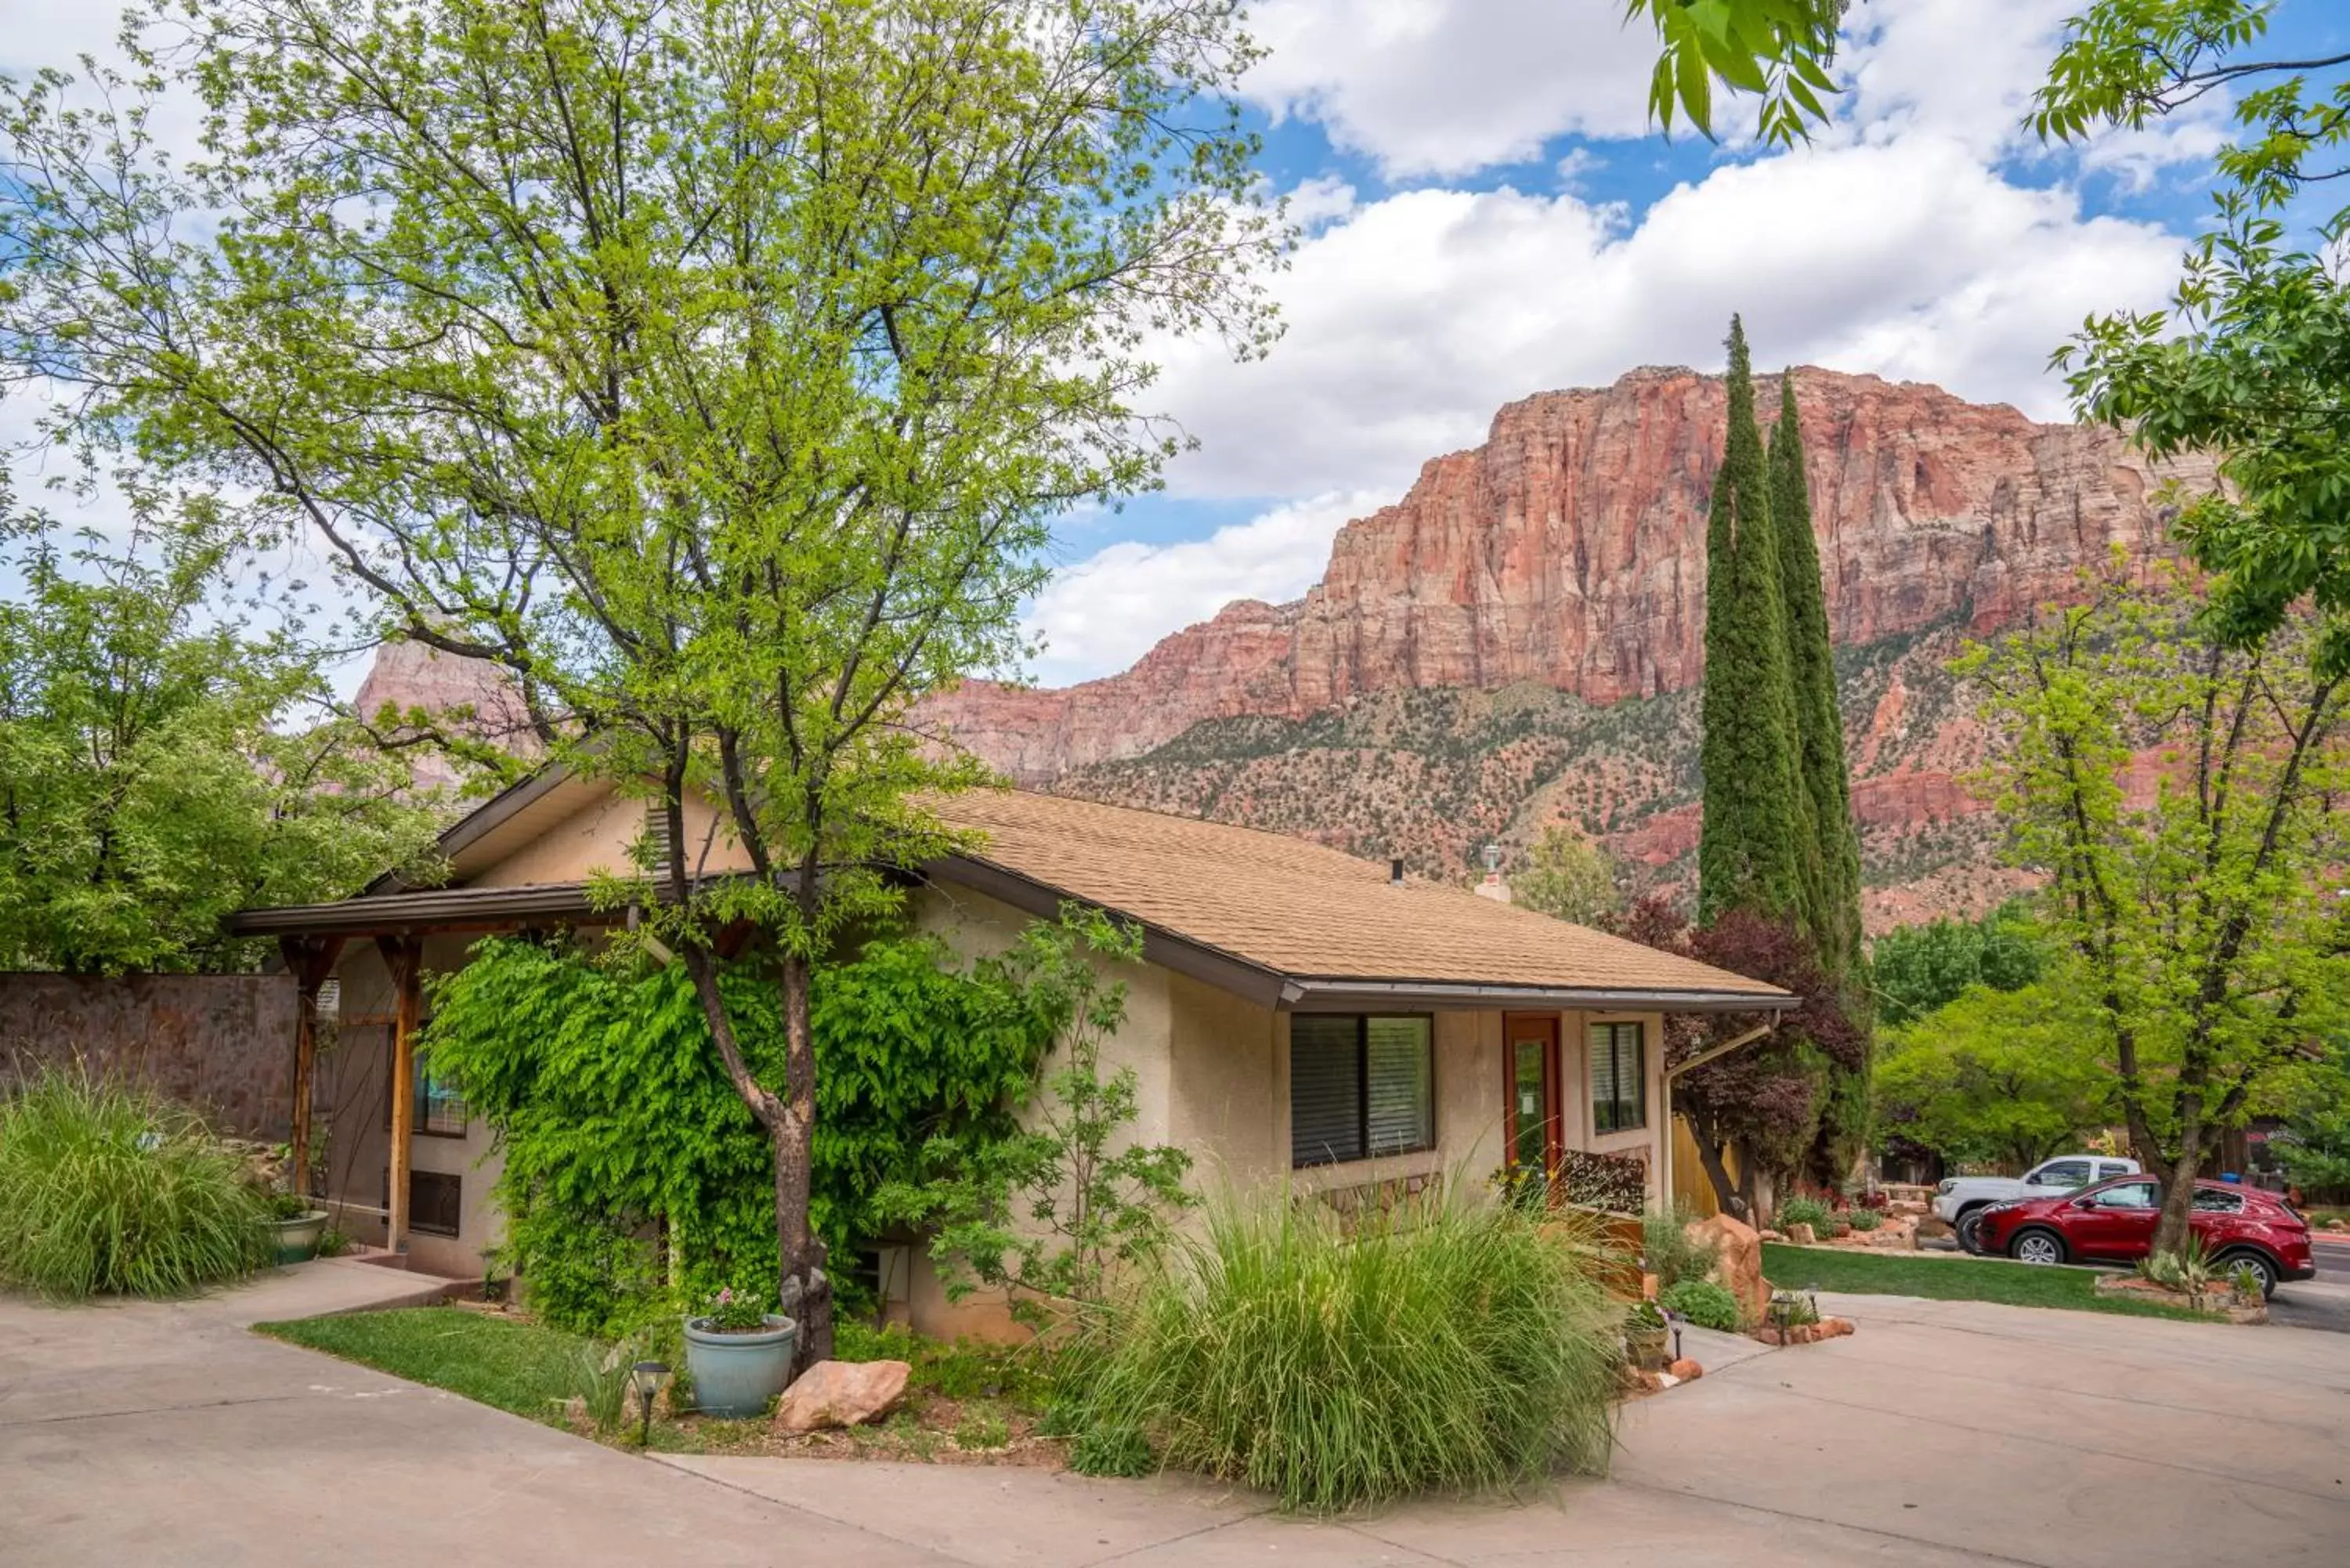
[280,935,345,1201]
[375,936,423,1255]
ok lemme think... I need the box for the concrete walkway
[5,1270,2348,1566]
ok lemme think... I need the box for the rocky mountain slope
[920,367,2213,930]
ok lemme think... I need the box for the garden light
[630,1360,669,1447]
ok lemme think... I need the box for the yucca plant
[1069,1177,1622,1512]
[0,1066,270,1298]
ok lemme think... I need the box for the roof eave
[1278,978,1799,1014]
[223,881,616,938]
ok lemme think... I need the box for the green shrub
[1072,1182,1622,1512]
[953,1409,1010,1451]
[1777,1195,1833,1233]
[0,1068,270,1298]
[1843,1205,1882,1233]
[1656,1278,1741,1332]
[1068,1419,1154,1477]
[1641,1203,1719,1288]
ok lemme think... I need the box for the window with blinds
[1590,1021,1646,1133]
[1289,1015,1434,1167]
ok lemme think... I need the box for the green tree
[1513,826,1623,927]
[2272,1045,2350,1201]
[0,509,440,973]
[882,908,1195,1326]
[1768,371,1871,1183]
[1698,317,1812,929]
[1870,903,2046,1029]
[1625,0,1846,146]
[2033,2,2350,663]
[2,0,1278,1367]
[2034,1,2350,227]
[1875,981,2113,1171]
[1769,374,1860,978]
[1959,566,2350,1259]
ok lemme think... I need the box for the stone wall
[0,972,297,1140]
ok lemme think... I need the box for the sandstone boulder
[1687,1212,1769,1325]
[772,1360,911,1434]
[1667,1357,1703,1382]
[1784,1222,1816,1246]
[1820,1317,1856,1338]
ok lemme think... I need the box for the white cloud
[1282,174,1359,229]
[1145,137,2187,502]
[1243,0,1657,178]
[1840,0,2078,155]
[1025,490,1383,685]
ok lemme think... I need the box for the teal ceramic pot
[682,1315,797,1418]
[266,1211,330,1266]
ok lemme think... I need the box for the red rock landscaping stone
[772,1359,911,1433]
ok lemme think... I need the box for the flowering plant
[700,1285,771,1334]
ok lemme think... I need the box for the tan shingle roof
[931,789,1788,1001]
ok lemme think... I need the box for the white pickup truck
[1935,1154,2142,1247]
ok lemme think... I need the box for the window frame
[1588,1019,1647,1135]
[1288,1013,1437,1169]
[2092,1180,2160,1210]
[384,1030,471,1140]
[380,1167,464,1237]
[2030,1159,2094,1187]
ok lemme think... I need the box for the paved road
[6,1263,2348,1567]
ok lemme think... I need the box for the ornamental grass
[0,1065,269,1299]
[1072,1178,1622,1512]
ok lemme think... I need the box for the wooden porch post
[280,935,346,1199]
[375,936,424,1254]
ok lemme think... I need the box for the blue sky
[6,0,2345,692]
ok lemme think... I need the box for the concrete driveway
[5,1266,2347,1568]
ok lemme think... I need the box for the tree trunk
[676,937,832,1375]
[773,949,832,1372]
[1679,1102,1744,1218]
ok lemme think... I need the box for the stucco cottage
[228,769,1791,1334]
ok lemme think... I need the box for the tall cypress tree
[1697,319,1810,927]
[1769,372,1874,1186]
[1768,374,1862,981]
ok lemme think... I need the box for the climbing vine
[421,928,1063,1335]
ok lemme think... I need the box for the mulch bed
[661,1387,1070,1466]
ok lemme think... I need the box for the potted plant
[262,1189,331,1266]
[682,1286,797,1418]
[1624,1299,1669,1371]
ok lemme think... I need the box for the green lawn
[254,1306,1054,1446]
[1760,1244,2208,1322]
[256,1306,599,1425]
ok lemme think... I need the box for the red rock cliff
[924,367,2208,783]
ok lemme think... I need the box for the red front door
[1504,1014,1561,1180]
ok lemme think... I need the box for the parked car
[1973,1175,2316,1296]
[1936,1155,2141,1251]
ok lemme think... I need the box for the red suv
[1974,1175,2314,1296]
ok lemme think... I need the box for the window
[1589,1021,1646,1134]
[2092,1180,2159,1210]
[380,1169,464,1237]
[2096,1162,2135,1181]
[2029,1159,2092,1187]
[385,1041,470,1137]
[2192,1187,2243,1213]
[1289,1015,1434,1167]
